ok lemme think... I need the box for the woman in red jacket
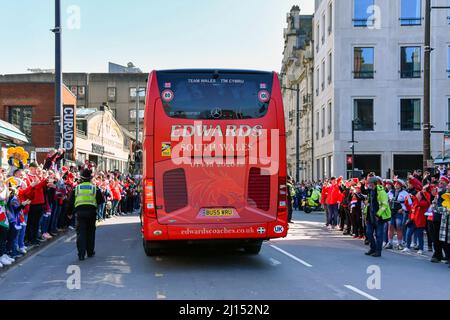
[403,190,431,255]
[326,177,343,229]
[321,181,330,227]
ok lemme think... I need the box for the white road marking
[155,273,164,277]
[344,285,379,301]
[269,245,313,268]
[269,258,281,266]
[156,292,167,299]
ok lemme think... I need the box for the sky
[0,0,314,74]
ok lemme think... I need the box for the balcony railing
[352,18,376,27]
[400,121,421,131]
[353,70,375,79]
[354,122,374,131]
[400,70,421,78]
[399,17,422,26]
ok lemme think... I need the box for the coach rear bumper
[141,217,289,241]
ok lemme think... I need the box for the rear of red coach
[140,69,288,255]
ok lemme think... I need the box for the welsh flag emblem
[0,209,9,229]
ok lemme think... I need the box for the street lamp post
[135,87,145,174]
[349,119,359,179]
[52,0,62,149]
[423,0,450,172]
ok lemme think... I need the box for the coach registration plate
[205,209,234,217]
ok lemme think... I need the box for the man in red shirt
[327,176,343,229]
[321,181,330,227]
[110,178,122,217]
[24,163,48,246]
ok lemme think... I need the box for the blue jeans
[112,200,119,215]
[383,222,389,243]
[39,213,51,235]
[97,203,106,220]
[50,202,63,233]
[366,220,386,254]
[134,195,140,210]
[17,215,27,249]
[406,223,424,250]
[328,204,339,226]
[6,222,19,254]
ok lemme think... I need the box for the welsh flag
[0,208,9,229]
[0,210,9,229]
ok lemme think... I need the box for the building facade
[76,107,132,173]
[311,0,450,179]
[0,82,76,164]
[0,72,148,138]
[280,6,314,182]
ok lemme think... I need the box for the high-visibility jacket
[74,182,98,208]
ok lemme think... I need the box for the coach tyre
[243,240,263,255]
[143,240,162,257]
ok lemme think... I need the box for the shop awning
[0,119,28,144]
[434,152,450,165]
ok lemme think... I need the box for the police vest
[74,182,98,208]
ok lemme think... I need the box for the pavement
[0,210,449,300]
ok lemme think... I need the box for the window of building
[129,109,145,121]
[353,0,375,27]
[78,86,86,99]
[401,46,421,78]
[394,154,423,178]
[322,60,326,91]
[354,47,374,78]
[328,52,333,84]
[328,155,333,178]
[353,99,374,131]
[322,14,326,44]
[322,107,326,137]
[400,98,421,131]
[400,0,422,25]
[447,98,450,130]
[328,2,333,35]
[130,87,146,102]
[316,111,320,139]
[316,24,320,52]
[70,86,78,96]
[327,102,332,134]
[8,106,32,142]
[448,0,450,24]
[316,68,320,96]
[447,45,450,77]
[107,87,116,102]
[346,154,381,178]
[316,158,321,180]
[76,120,87,136]
[322,158,326,178]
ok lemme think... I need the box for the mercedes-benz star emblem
[210,108,223,119]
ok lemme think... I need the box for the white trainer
[0,255,12,265]
[417,250,423,255]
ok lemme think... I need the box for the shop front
[76,108,131,173]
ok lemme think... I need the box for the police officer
[67,168,104,261]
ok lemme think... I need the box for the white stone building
[312,0,450,179]
[281,6,314,182]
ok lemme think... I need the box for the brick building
[0,82,76,163]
